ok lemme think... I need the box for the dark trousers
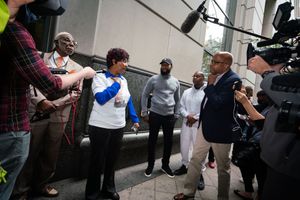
[239,165,255,193]
[208,147,215,162]
[85,126,124,200]
[147,112,175,167]
[262,166,300,200]
[239,151,267,195]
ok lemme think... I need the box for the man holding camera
[12,32,83,199]
[248,55,300,200]
[0,1,95,199]
[174,51,240,200]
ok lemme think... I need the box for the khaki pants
[183,124,232,200]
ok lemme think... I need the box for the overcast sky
[205,0,227,40]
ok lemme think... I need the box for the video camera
[49,67,68,75]
[247,2,300,67]
[47,67,80,101]
[247,2,300,134]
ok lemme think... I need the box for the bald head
[194,70,204,77]
[193,70,205,89]
[210,51,233,75]
[216,51,233,66]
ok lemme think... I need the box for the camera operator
[0,1,95,199]
[248,55,300,200]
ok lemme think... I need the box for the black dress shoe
[197,174,205,190]
[101,191,120,200]
[174,165,187,176]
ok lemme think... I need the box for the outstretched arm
[235,90,264,120]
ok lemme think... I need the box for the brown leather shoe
[234,189,253,200]
[40,185,59,197]
[173,193,194,200]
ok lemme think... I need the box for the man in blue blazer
[174,52,241,200]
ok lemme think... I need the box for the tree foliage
[202,35,222,78]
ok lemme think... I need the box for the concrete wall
[231,0,267,90]
[57,0,207,83]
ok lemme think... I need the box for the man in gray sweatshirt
[141,58,180,178]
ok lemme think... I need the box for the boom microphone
[181,11,200,33]
[180,0,206,34]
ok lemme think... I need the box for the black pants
[147,112,175,167]
[239,151,267,195]
[208,147,215,162]
[85,126,124,200]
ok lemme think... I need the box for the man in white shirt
[174,71,206,190]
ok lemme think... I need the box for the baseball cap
[160,58,172,65]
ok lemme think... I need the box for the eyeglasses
[210,60,227,65]
[192,75,203,78]
[58,37,78,48]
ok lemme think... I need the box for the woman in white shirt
[85,48,139,200]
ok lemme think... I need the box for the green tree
[202,36,223,78]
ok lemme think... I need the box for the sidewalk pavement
[32,153,257,200]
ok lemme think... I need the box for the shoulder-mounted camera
[247,2,300,134]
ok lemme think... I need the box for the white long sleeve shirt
[89,72,139,129]
[180,84,206,128]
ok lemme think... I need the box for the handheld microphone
[180,0,206,33]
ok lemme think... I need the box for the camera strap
[62,90,81,145]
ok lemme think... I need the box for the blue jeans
[0,131,30,200]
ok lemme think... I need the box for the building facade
[35,0,299,181]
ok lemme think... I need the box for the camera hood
[28,0,68,16]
